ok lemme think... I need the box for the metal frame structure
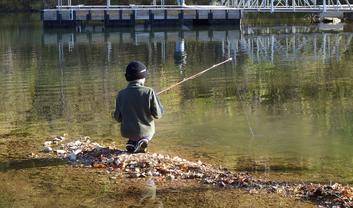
[225,0,353,12]
[54,0,353,13]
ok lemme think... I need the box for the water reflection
[174,39,187,75]
[43,25,353,69]
[127,178,163,208]
[138,178,163,208]
[1,20,353,181]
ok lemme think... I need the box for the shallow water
[0,13,353,193]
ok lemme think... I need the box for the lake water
[1,13,353,195]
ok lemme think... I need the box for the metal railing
[52,0,353,12]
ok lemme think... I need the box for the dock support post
[323,0,327,12]
[271,0,274,12]
[73,10,76,21]
[208,10,213,23]
[56,10,62,23]
[87,10,92,21]
[104,10,109,24]
[107,0,111,8]
[131,10,136,25]
[179,10,184,24]
[149,10,154,22]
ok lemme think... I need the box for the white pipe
[271,0,274,12]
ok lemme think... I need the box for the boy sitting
[114,61,164,153]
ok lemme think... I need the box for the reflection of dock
[44,26,353,65]
[43,28,241,45]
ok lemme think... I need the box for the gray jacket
[114,81,163,139]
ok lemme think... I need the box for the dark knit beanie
[125,61,148,81]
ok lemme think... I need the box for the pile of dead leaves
[42,136,353,208]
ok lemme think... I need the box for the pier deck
[42,5,242,27]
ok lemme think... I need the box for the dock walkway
[42,5,242,27]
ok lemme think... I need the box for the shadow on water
[0,147,129,173]
[235,156,310,172]
[0,158,66,172]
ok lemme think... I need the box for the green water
[0,14,353,206]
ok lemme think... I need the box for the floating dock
[42,5,242,27]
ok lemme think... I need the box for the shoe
[134,139,148,153]
[126,140,137,153]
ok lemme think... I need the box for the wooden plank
[135,10,149,20]
[152,10,165,20]
[213,10,226,19]
[184,10,196,19]
[60,10,72,20]
[167,10,180,19]
[228,10,240,19]
[44,11,57,21]
[198,10,209,19]
[107,10,120,20]
[91,10,105,20]
[76,10,88,20]
[122,10,133,20]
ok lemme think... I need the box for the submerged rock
[41,136,353,208]
[53,136,65,142]
[55,149,66,158]
[43,146,53,153]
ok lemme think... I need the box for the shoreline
[0,9,40,13]
[35,136,353,207]
[1,134,353,207]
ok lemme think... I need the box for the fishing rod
[156,57,256,138]
[157,58,233,95]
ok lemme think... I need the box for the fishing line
[156,57,255,138]
[157,58,232,95]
